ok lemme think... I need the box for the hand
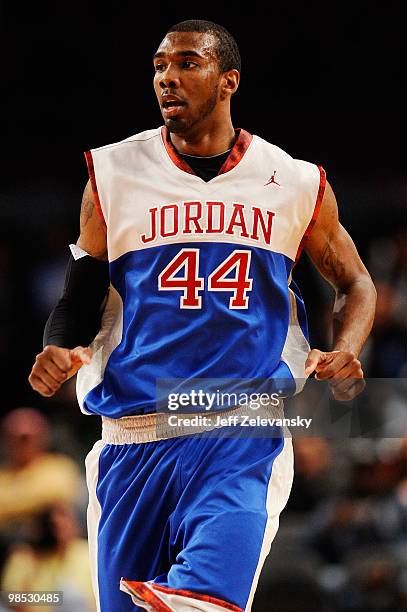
[304,348,365,401]
[28,345,93,397]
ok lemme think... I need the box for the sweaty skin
[28,31,376,400]
[153,32,239,155]
[304,181,377,400]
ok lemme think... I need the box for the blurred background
[1,2,406,610]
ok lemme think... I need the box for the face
[153,31,223,134]
[5,432,43,467]
[2,410,48,467]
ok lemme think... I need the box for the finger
[315,352,346,378]
[328,363,364,387]
[304,349,325,377]
[28,373,56,397]
[330,377,361,396]
[70,346,92,366]
[66,347,93,378]
[332,379,366,402]
[316,353,358,380]
[33,365,61,393]
[41,360,68,384]
[41,345,72,371]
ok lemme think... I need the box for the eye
[182,61,197,69]
[154,63,166,73]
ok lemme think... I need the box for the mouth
[161,98,187,118]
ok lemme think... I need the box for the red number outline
[208,250,253,309]
[158,248,204,309]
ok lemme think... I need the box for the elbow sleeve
[43,253,110,348]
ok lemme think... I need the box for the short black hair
[166,19,241,73]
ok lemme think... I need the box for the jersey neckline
[160,126,253,180]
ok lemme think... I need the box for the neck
[169,115,236,157]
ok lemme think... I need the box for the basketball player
[28,20,376,612]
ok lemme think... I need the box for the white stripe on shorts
[85,439,106,612]
[245,435,294,611]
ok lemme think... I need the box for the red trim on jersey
[295,165,326,262]
[161,127,253,178]
[84,150,107,232]
[121,581,172,612]
[151,583,243,611]
[217,129,253,176]
[161,128,197,176]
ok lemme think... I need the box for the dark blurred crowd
[0,408,95,611]
[254,436,407,611]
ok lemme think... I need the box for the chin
[165,117,190,134]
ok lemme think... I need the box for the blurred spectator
[363,281,407,378]
[1,503,95,611]
[335,555,405,612]
[369,229,407,330]
[309,496,379,565]
[253,573,331,611]
[0,408,81,531]
[363,229,407,378]
[309,445,407,564]
[288,437,333,513]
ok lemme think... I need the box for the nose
[159,64,181,90]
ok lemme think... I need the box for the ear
[220,69,240,100]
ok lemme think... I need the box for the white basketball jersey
[77,127,326,417]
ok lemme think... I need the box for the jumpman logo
[265,170,281,186]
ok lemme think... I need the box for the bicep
[76,180,108,261]
[305,180,370,291]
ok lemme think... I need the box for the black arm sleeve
[43,254,110,348]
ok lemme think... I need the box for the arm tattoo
[80,190,95,229]
[77,185,108,260]
[320,238,346,285]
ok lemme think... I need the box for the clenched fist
[28,345,93,397]
[304,348,365,401]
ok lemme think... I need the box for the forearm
[43,254,110,348]
[44,296,104,348]
[332,276,377,357]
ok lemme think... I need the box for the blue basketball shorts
[85,416,294,612]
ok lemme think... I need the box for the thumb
[67,346,93,376]
[304,349,325,377]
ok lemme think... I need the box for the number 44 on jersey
[158,248,253,310]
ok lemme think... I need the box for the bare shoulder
[76,180,108,261]
[305,180,370,289]
[310,180,339,239]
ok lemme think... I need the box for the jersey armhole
[294,165,326,263]
[84,150,107,233]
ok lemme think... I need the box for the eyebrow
[153,50,204,60]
